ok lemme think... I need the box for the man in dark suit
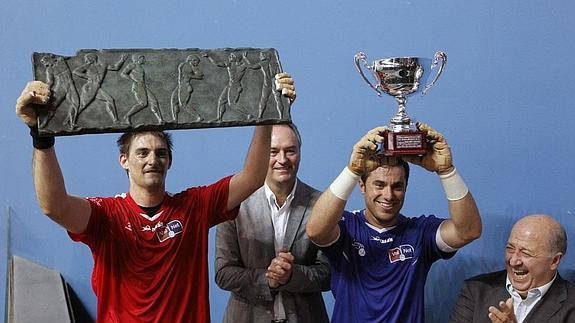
[215,123,330,323]
[450,214,575,323]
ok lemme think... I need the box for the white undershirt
[264,180,297,320]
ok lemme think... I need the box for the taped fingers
[25,81,50,104]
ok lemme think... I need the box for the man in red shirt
[15,73,295,322]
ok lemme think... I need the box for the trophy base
[381,131,427,156]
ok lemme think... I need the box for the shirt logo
[352,241,366,257]
[156,220,183,242]
[371,236,393,244]
[388,244,414,263]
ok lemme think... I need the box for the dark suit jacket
[449,270,575,323]
[215,180,330,323]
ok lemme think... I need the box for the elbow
[461,222,482,244]
[306,221,319,243]
[469,223,482,241]
[214,270,225,290]
[306,220,325,246]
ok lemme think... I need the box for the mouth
[511,269,529,280]
[376,200,395,211]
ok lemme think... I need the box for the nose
[276,151,288,163]
[508,251,523,267]
[147,152,160,166]
[381,186,394,201]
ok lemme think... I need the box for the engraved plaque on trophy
[32,48,291,136]
[354,51,447,156]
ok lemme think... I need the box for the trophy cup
[354,51,447,156]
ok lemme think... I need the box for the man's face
[120,133,171,191]
[505,219,561,298]
[266,125,300,188]
[359,166,406,228]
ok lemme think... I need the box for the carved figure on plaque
[202,51,260,121]
[71,53,127,128]
[121,54,164,125]
[252,50,283,119]
[170,55,204,123]
[38,54,80,128]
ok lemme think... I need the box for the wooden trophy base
[382,131,427,156]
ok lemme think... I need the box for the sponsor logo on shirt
[370,236,393,244]
[352,241,366,257]
[156,220,183,242]
[388,244,414,263]
[87,197,104,206]
[142,222,164,232]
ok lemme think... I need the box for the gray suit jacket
[215,180,330,323]
[449,270,575,323]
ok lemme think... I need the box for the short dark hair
[117,131,173,162]
[360,158,410,187]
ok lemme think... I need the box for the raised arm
[107,54,128,71]
[16,81,91,234]
[404,123,482,248]
[307,127,387,245]
[226,73,296,210]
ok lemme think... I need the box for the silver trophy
[354,51,447,155]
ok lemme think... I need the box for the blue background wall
[1,1,574,322]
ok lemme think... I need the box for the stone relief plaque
[32,48,292,136]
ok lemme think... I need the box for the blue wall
[1,1,574,322]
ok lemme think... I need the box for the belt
[271,320,288,323]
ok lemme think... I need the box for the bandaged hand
[16,81,50,127]
[348,127,388,176]
[403,123,453,174]
[274,72,296,102]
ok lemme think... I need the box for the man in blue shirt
[306,123,482,323]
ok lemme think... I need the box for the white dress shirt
[506,274,556,323]
[264,180,297,321]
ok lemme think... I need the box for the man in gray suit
[450,214,575,323]
[215,123,330,323]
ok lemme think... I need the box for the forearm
[33,148,68,215]
[227,125,271,209]
[447,193,482,245]
[32,148,90,233]
[440,168,482,248]
[215,265,273,301]
[307,190,345,246]
[307,166,358,245]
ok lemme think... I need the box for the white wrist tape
[329,167,360,201]
[439,167,469,201]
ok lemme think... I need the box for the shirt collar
[264,179,298,210]
[506,272,556,299]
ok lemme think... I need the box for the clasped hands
[266,251,294,289]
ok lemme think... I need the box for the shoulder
[464,270,507,287]
[409,214,446,224]
[87,193,129,207]
[296,180,321,197]
[177,176,234,195]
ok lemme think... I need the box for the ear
[358,179,366,194]
[119,153,129,171]
[550,252,563,271]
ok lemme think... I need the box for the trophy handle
[354,52,382,96]
[422,51,447,96]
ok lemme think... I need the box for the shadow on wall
[425,211,575,323]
